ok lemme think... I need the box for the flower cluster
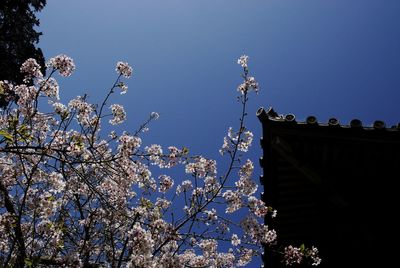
[144,144,186,168]
[68,96,94,126]
[204,208,218,223]
[283,245,322,266]
[237,55,249,68]
[237,76,259,94]
[176,180,193,194]
[185,156,217,177]
[118,132,142,156]
[150,111,160,120]
[236,159,258,196]
[237,248,255,266]
[223,190,242,213]
[248,196,269,217]
[240,216,277,245]
[14,84,37,114]
[117,81,129,94]
[231,234,241,246]
[47,54,75,76]
[38,77,60,99]
[116,61,133,78]
[237,55,259,94]
[284,246,303,265]
[109,104,126,125]
[0,81,15,105]
[158,175,174,193]
[220,127,254,155]
[20,58,43,82]
[52,102,68,116]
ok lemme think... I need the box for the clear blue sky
[38,0,400,152]
[38,0,400,264]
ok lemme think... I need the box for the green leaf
[0,129,13,141]
[140,197,153,209]
[61,111,69,120]
[24,258,33,268]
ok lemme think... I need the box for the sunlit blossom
[109,104,126,125]
[237,55,249,68]
[47,54,75,76]
[151,111,160,120]
[20,58,43,82]
[38,77,59,99]
[231,234,241,246]
[158,174,174,193]
[116,61,133,78]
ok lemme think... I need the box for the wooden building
[257,107,399,267]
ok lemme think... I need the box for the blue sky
[38,0,400,264]
[38,0,400,153]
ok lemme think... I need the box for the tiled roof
[257,107,400,131]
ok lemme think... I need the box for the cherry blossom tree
[0,54,321,267]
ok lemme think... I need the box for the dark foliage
[0,0,46,108]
